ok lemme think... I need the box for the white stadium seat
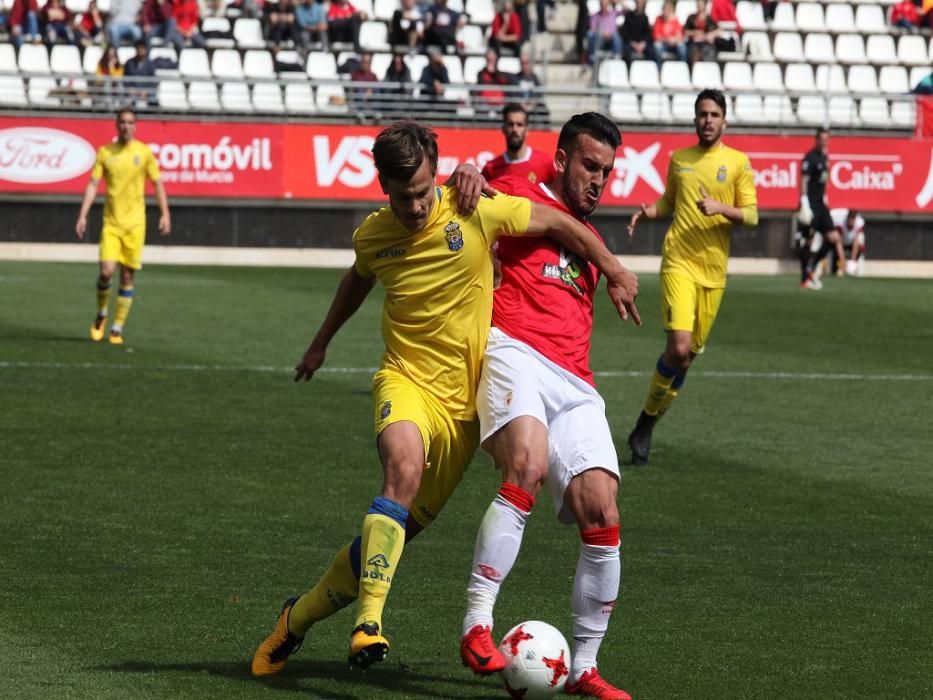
[784,63,816,93]
[188,80,221,110]
[828,96,857,127]
[824,3,855,33]
[18,44,51,74]
[211,49,244,79]
[846,65,878,95]
[835,34,866,65]
[0,76,29,107]
[772,33,804,63]
[890,100,916,128]
[65,0,90,12]
[202,17,235,48]
[803,33,834,65]
[910,67,930,92]
[117,46,136,65]
[158,80,188,110]
[866,35,897,66]
[733,94,766,124]
[742,31,772,62]
[221,81,253,111]
[752,62,784,93]
[498,55,520,74]
[897,35,929,67]
[815,64,848,94]
[373,0,397,22]
[795,3,825,33]
[244,49,275,78]
[722,62,753,92]
[359,21,390,52]
[670,93,696,122]
[735,1,766,32]
[82,45,103,74]
[316,83,348,112]
[879,66,910,95]
[406,54,428,81]
[463,55,484,83]
[370,52,392,79]
[641,93,671,122]
[854,4,885,33]
[458,24,486,55]
[769,1,796,31]
[253,83,285,112]
[629,60,659,89]
[858,97,890,127]
[307,52,339,80]
[27,76,58,106]
[233,18,265,49]
[50,45,82,75]
[465,0,495,25]
[442,55,464,83]
[179,49,211,78]
[764,94,795,125]
[691,61,722,89]
[597,59,629,88]
[285,82,316,113]
[796,95,828,126]
[660,61,691,90]
[609,92,640,121]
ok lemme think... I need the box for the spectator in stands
[574,0,588,63]
[420,45,451,102]
[620,0,657,66]
[889,0,920,32]
[512,0,530,44]
[760,0,777,21]
[389,0,424,50]
[10,0,40,48]
[653,0,686,63]
[167,0,205,49]
[202,0,226,17]
[296,0,328,47]
[107,0,144,46]
[536,0,554,34]
[350,51,379,96]
[141,0,174,48]
[490,0,522,56]
[74,0,105,45]
[267,0,300,45]
[684,0,719,65]
[510,48,549,123]
[709,0,738,30]
[123,38,156,105]
[40,0,74,46]
[587,0,622,64]
[476,47,512,114]
[424,0,464,54]
[327,0,366,48]
[95,44,125,107]
[384,52,412,87]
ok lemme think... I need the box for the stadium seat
[815,64,848,94]
[179,48,212,78]
[828,96,857,127]
[466,0,495,26]
[355,0,374,18]
[306,52,339,80]
[670,93,696,122]
[150,46,179,75]
[202,17,235,48]
[854,4,885,34]
[858,97,890,127]
[835,34,866,65]
[890,100,916,128]
[50,45,82,75]
[360,21,390,52]
[735,1,766,32]
[253,83,285,112]
[65,0,90,12]
[211,49,244,79]
[722,62,753,92]
[763,94,795,125]
[316,83,349,112]
[244,49,275,78]
[609,92,639,121]
[660,61,691,90]
[772,33,804,63]
[879,65,910,95]
[795,3,825,33]
[691,61,722,89]
[910,66,931,92]
[597,59,629,88]
[866,35,897,66]
[769,1,796,31]
[645,0,662,23]
[370,52,392,79]
[220,81,253,111]
[275,50,306,77]
[0,44,15,71]
[803,34,834,65]
[640,93,671,122]
[117,46,136,65]
[629,60,659,90]
[233,18,265,49]
[796,95,828,126]
[188,80,221,110]
[897,35,929,67]
[284,82,316,113]
[733,94,766,124]
[742,31,773,62]
[498,55,520,74]
[18,44,51,74]
[824,3,855,33]
[373,0,396,22]
[442,55,464,84]
[846,65,878,95]
[406,53,429,81]
[0,76,29,107]
[752,63,784,93]
[27,76,59,106]
[158,79,188,110]
[783,63,816,94]
[674,0,692,25]
[459,24,486,55]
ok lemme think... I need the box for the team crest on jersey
[444,221,464,251]
[133,155,141,166]
[380,400,392,419]
[505,390,514,407]
[717,165,727,182]
[527,172,537,183]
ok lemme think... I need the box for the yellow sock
[112,286,134,331]
[354,511,406,630]
[643,356,678,416]
[96,279,112,316]
[288,541,360,637]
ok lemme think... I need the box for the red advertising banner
[2,116,933,213]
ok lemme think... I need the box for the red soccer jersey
[491,175,601,386]
[482,148,556,185]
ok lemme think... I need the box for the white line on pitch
[0,361,930,382]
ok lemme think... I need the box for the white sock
[570,541,620,682]
[462,493,530,636]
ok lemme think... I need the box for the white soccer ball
[498,621,571,699]
[845,260,859,276]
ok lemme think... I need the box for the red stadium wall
[2,116,933,213]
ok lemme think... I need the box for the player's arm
[695,186,758,226]
[799,156,811,213]
[75,177,100,240]
[525,202,640,324]
[154,180,171,235]
[628,160,676,235]
[294,265,377,382]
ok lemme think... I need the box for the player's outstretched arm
[75,178,100,240]
[445,163,497,216]
[525,202,640,325]
[295,265,376,382]
[627,203,659,237]
[155,181,171,235]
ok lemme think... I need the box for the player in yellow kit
[626,89,758,465]
[251,120,639,677]
[76,108,171,345]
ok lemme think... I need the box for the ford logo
[0,127,96,184]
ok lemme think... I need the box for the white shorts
[477,327,620,524]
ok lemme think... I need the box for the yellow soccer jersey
[655,142,757,288]
[354,185,531,420]
[91,139,160,230]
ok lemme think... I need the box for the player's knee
[666,346,691,371]
[567,470,619,529]
[503,449,547,494]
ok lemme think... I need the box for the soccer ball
[498,621,571,699]
[845,259,859,276]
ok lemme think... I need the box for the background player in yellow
[625,88,758,465]
[75,108,171,345]
[251,120,639,677]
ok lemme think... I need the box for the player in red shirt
[461,113,639,700]
[482,103,557,185]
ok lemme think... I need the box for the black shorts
[810,203,834,234]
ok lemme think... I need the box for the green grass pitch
[2,261,932,699]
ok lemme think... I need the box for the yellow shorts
[660,272,725,355]
[372,368,480,529]
[100,224,145,270]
